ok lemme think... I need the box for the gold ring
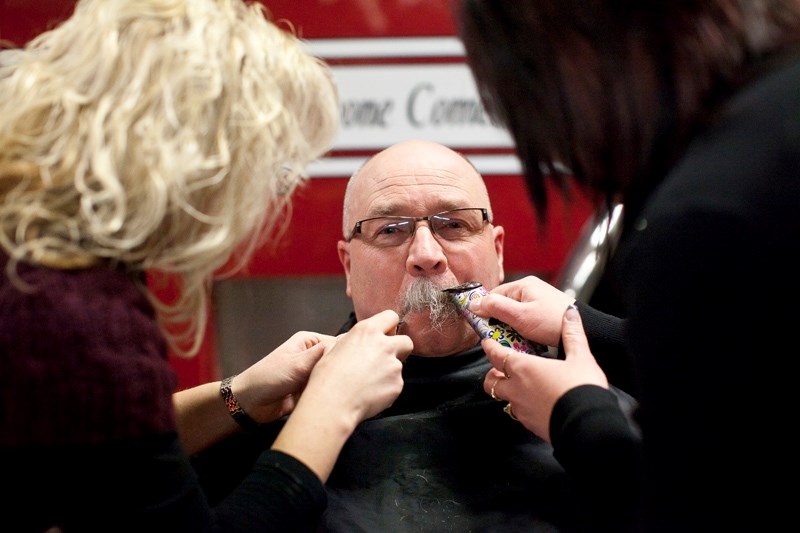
[490,377,503,401]
[504,402,518,421]
[502,354,511,378]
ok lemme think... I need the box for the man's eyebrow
[364,204,404,217]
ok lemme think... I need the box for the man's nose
[406,222,448,275]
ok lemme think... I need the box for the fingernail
[565,304,579,321]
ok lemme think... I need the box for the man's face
[337,141,505,356]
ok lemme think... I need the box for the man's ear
[493,225,505,284]
[336,240,353,297]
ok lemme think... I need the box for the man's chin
[400,315,477,356]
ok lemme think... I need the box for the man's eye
[438,218,469,231]
[383,221,411,234]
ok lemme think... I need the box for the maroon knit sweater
[0,252,177,446]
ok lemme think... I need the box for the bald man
[323,141,595,532]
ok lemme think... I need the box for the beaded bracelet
[219,375,259,432]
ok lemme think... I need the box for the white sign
[304,37,519,177]
[333,64,513,149]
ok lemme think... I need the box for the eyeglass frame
[346,207,491,246]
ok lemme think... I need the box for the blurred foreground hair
[457,0,800,223]
[0,0,339,356]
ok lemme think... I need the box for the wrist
[273,397,356,472]
[296,387,362,435]
[220,375,259,432]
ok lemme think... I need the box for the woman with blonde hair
[0,1,411,530]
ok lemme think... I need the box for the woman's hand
[483,305,608,442]
[468,276,575,348]
[234,331,338,423]
[173,330,338,455]
[301,309,412,422]
[272,309,413,481]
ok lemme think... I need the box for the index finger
[362,309,401,334]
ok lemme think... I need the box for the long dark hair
[457,0,800,226]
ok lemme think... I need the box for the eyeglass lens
[359,209,486,247]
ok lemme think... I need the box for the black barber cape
[192,313,638,532]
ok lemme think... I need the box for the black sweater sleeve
[550,385,644,532]
[213,449,327,533]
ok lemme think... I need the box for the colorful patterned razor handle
[443,281,548,356]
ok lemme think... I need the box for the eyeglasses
[348,208,489,248]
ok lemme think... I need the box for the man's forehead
[356,169,486,212]
[365,165,469,185]
[356,160,484,193]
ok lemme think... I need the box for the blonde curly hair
[0,0,340,356]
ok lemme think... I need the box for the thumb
[560,304,590,359]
